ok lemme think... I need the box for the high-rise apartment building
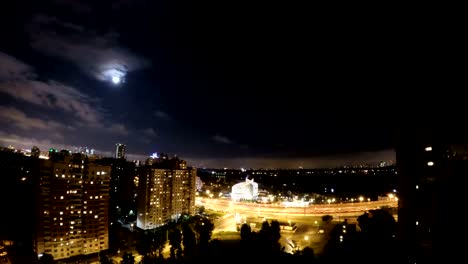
[34,153,111,260]
[396,125,466,263]
[136,156,196,229]
[97,158,137,222]
[115,143,126,159]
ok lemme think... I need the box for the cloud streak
[213,134,233,144]
[143,128,157,137]
[0,106,63,131]
[154,110,171,120]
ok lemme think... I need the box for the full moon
[111,76,121,84]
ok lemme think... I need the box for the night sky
[4,0,457,168]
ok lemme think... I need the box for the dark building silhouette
[98,158,137,223]
[396,125,466,263]
[0,148,35,256]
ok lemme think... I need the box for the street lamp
[358,196,364,202]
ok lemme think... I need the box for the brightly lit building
[115,143,126,159]
[137,155,196,229]
[34,153,111,260]
[231,177,258,201]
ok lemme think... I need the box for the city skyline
[0,143,395,169]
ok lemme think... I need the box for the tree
[99,254,113,264]
[323,209,400,264]
[240,223,251,242]
[182,222,197,259]
[195,218,214,254]
[322,214,333,223]
[121,252,135,264]
[257,220,282,258]
[38,253,55,264]
[198,205,205,215]
[298,247,317,264]
[168,228,182,260]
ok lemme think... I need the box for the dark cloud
[0,51,104,126]
[108,124,129,136]
[51,0,92,14]
[154,111,171,120]
[27,15,150,82]
[142,128,157,137]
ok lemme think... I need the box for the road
[200,197,397,254]
[197,197,397,216]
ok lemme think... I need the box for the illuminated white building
[231,177,258,201]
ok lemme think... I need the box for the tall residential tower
[34,153,111,260]
[136,155,196,229]
[115,143,126,159]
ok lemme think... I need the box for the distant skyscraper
[115,143,126,159]
[137,157,196,229]
[34,153,111,260]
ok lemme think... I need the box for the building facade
[34,153,111,260]
[137,157,196,229]
[231,177,259,201]
[396,125,466,263]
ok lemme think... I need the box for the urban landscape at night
[0,1,463,264]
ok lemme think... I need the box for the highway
[197,197,397,216]
[199,197,398,254]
